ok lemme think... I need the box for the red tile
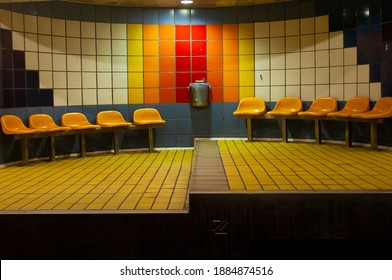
[176,56,191,71]
[176,25,190,40]
[192,25,206,40]
[192,57,207,71]
[176,87,190,103]
[210,87,223,102]
[176,72,191,87]
[176,41,190,56]
[191,72,207,83]
[192,41,206,56]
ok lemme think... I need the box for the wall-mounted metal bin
[189,82,211,107]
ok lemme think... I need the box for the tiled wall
[0,0,391,164]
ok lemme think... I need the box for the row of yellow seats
[0,109,166,135]
[233,96,392,119]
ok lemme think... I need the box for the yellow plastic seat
[0,115,45,135]
[233,97,266,116]
[29,114,71,132]
[266,97,303,116]
[61,112,101,130]
[327,97,369,117]
[96,111,132,127]
[133,108,166,125]
[351,97,392,119]
[298,97,337,117]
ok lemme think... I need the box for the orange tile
[144,88,159,104]
[208,71,223,87]
[160,25,175,40]
[207,56,223,71]
[144,72,159,88]
[160,88,176,103]
[160,41,175,56]
[224,87,239,102]
[210,87,223,102]
[143,24,159,40]
[223,39,238,55]
[144,56,159,72]
[207,24,223,40]
[144,40,159,56]
[223,24,238,39]
[223,71,239,87]
[160,73,175,87]
[159,57,175,72]
[207,40,223,56]
[223,55,239,71]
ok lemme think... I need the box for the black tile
[26,70,39,89]
[370,63,381,82]
[191,8,207,24]
[381,41,392,61]
[315,0,329,16]
[14,89,26,107]
[382,22,392,42]
[238,6,254,23]
[96,5,111,22]
[329,3,344,32]
[357,44,370,64]
[36,2,51,17]
[2,70,13,88]
[13,70,25,88]
[3,89,14,108]
[0,88,3,108]
[382,81,392,97]
[357,27,370,46]
[371,24,382,42]
[13,50,25,70]
[343,7,357,29]
[40,89,54,107]
[382,2,392,23]
[207,8,222,24]
[143,8,159,24]
[254,5,269,22]
[270,3,285,21]
[111,6,127,23]
[370,2,382,26]
[126,7,142,24]
[300,0,315,18]
[11,2,24,13]
[344,29,357,48]
[50,1,66,19]
[222,7,238,24]
[357,5,370,28]
[370,43,382,63]
[0,29,12,50]
[23,2,37,15]
[381,62,392,81]
[285,1,300,20]
[1,49,13,69]
[65,2,80,20]
[27,89,39,107]
[80,4,95,21]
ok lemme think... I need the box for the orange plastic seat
[327,97,369,117]
[233,97,266,116]
[298,97,337,117]
[351,97,392,119]
[29,114,71,132]
[96,111,132,127]
[0,115,45,135]
[266,97,303,116]
[61,112,101,130]
[133,108,166,125]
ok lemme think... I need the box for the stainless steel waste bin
[189,82,210,107]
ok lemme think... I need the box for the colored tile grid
[0,150,193,211]
[218,140,392,191]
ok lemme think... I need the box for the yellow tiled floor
[219,140,392,191]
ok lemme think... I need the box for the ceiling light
[181,0,193,4]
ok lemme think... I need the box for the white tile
[97,39,112,55]
[81,22,96,38]
[330,66,344,84]
[300,85,315,101]
[25,52,38,70]
[270,86,286,101]
[98,89,113,105]
[38,35,52,53]
[270,37,285,53]
[286,86,301,98]
[97,56,112,71]
[300,17,314,35]
[254,22,269,38]
[97,72,112,88]
[286,69,300,85]
[358,64,370,83]
[52,36,66,54]
[0,10,12,29]
[25,33,38,51]
[285,19,299,36]
[39,53,52,70]
[53,72,67,88]
[357,83,370,98]
[344,65,357,83]
[38,17,51,35]
[81,39,96,55]
[112,40,127,55]
[316,67,329,84]
[300,51,315,68]
[344,84,357,100]
[82,72,97,89]
[12,31,24,51]
[82,89,97,105]
[255,86,270,101]
[67,37,81,54]
[66,20,80,37]
[329,31,343,49]
[330,84,344,101]
[270,21,284,37]
[24,14,37,33]
[301,68,315,85]
[67,55,81,71]
[113,72,128,88]
[52,19,65,36]
[113,89,128,104]
[286,36,300,53]
[255,70,270,86]
[315,15,329,33]
[270,53,285,69]
[68,89,82,106]
[344,47,357,65]
[286,52,300,69]
[53,54,67,71]
[315,50,329,67]
[67,72,82,88]
[254,38,270,54]
[255,54,270,70]
[82,55,97,71]
[329,48,343,66]
[315,33,329,50]
[301,34,314,51]
[39,71,53,88]
[96,23,111,39]
[316,85,330,98]
[112,24,127,39]
[270,70,285,86]
[369,82,381,101]
[112,56,127,72]
[53,89,67,106]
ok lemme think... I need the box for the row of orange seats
[233,96,392,119]
[0,109,166,135]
